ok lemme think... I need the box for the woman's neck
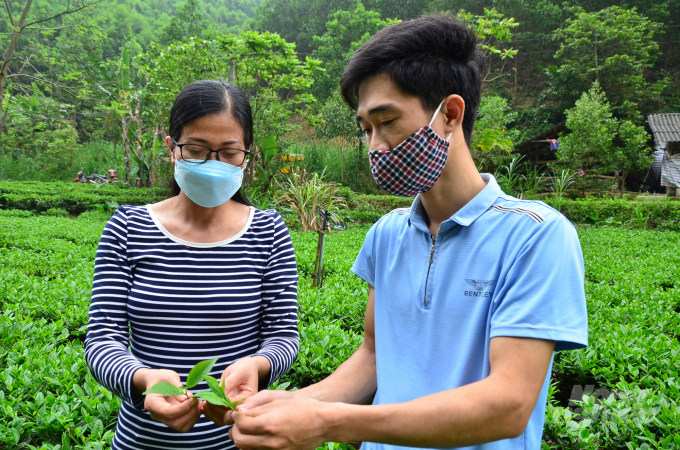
[152,192,250,243]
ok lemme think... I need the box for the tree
[311,3,399,103]
[423,7,519,83]
[546,6,667,119]
[161,0,215,44]
[0,0,97,133]
[611,120,652,194]
[369,0,430,20]
[252,0,360,56]
[470,96,519,172]
[458,7,519,71]
[557,82,618,177]
[122,31,322,188]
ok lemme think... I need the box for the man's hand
[230,397,335,450]
[238,388,296,412]
[136,369,200,433]
[202,356,268,426]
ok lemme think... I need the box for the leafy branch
[142,358,245,411]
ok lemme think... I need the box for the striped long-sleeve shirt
[85,204,299,450]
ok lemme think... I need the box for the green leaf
[91,419,104,437]
[226,397,245,410]
[204,375,225,399]
[263,147,277,165]
[260,133,276,151]
[580,428,590,439]
[186,357,219,389]
[194,390,229,407]
[142,382,185,396]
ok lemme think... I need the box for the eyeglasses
[172,139,250,166]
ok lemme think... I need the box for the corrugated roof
[647,114,680,144]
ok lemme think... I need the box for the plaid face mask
[368,100,452,197]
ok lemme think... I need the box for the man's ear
[442,95,465,135]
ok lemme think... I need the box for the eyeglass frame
[170,138,251,166]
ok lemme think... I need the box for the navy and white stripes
[85,205,299,450]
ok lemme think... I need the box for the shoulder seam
[489,205,544,224]
[388,207,410,215]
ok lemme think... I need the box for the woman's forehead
[180,111,245,143]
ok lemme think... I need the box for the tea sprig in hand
[143,358,245,411]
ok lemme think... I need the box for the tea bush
[0,181,167,214]
[1,208,679,449]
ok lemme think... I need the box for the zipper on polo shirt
[424,233,437,308]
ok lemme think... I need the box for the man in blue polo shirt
[223,14,588,450]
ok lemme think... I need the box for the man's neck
[419,135,487,236]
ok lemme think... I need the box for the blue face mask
[174,159,244,208]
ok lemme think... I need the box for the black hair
[168,80,253,206]
[340,14,483,146]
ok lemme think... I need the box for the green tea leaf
[204,375,225,399]
[194,390,229,407]
[143,382,185,396]
[226,397,245,410]
[186,357,219,389]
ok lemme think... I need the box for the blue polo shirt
[351,174,588,450]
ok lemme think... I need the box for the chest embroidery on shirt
[464,279,496,297]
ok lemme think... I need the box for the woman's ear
[166,136,176,164]
[240,147,252,169]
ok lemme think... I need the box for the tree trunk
[0,86,13,135]
[122,115,130,180]
[229,60,236,83]
[0,0,35,125]
[620,171,628,196]
[594,34,599,82]
[135,103,144,187]
[340,146,344,184]
[514,54,518,99]
[149,123,161,188]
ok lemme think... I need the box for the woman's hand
[202,356,269,426]
[134,368,201,433]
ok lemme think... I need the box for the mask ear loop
[428,99,453,141]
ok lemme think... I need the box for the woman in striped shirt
[85,80,299,449]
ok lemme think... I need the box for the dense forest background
[1,0,678,192]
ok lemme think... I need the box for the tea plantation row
[3,181,680,230]
[1,209,679,449]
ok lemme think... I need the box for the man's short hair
[340,14,483,146]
